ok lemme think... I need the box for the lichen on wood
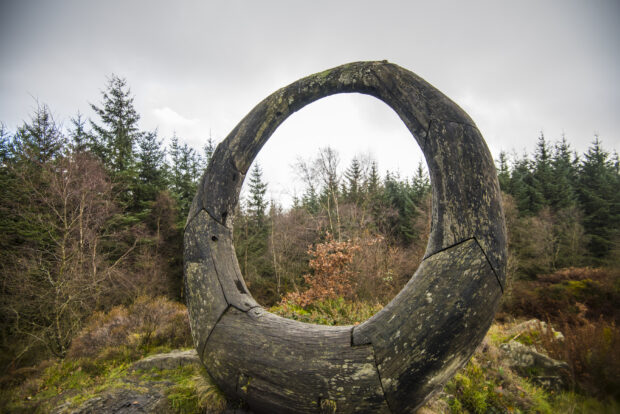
[184,61,507,413]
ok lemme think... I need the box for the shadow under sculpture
[184,61,507,413]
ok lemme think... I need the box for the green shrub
[270,297,383,326]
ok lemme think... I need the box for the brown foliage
[501,267,620,326]
[68,296,191,360]
[539,313,620,399]
[500,266,620,399]
[283,234,360,306]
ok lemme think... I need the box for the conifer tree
[383,172,417,245]
[68,112,89,153]
[344,157,363,203]
[90,75,142,210]
[411,161,430,201]
[136,130,167,207]
[90,75,141,172]
[533,133,554,206]
[14,103,64,165]
[301,184,320,214]
[366,160,380,196]
[510,152,544,215]
[247,163,268,227]
[497,151,511,192]
[549,135,577,209]
[204,134,215,166]
[577,136,620,259]
[169,134,201,220]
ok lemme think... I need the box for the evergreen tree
[496,151,511,192]
[382,172,418,245]
[169,134,201,220]
[549,135,577,209]
[301,184,320,214]
[510,152,544,215]
[344,157,363,203]
[365,160,384,231]
[577,136,620,259]
[136,130,167,208]
[204,134,215,166]
[90,75,141,172]
[68,111,89,153]
[533,132,554,206]
[411,161,430,201]
[90,75,142,210]
[14,103,64,165]
[0,123,11,164]
[234,163,272,285]
[366,161,380,196]
[247,163,268,227]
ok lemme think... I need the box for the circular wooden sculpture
[184,61,507,413]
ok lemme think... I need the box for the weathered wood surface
[184,61,507,413]
[205,307,389,414]
[352,239,501,412]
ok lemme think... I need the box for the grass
[270,296,383,325]
[0,296,223,414]
[3,287,619,413]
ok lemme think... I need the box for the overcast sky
[1,0,618,206]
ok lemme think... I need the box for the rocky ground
[50,319,572,414]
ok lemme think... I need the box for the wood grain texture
[204,307,389,414]
[184,61,507,413]
[352,239,501,412]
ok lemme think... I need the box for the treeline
[497,135,620,278]
[0,76,209,369]
[231,134,620,306]
[234,149,432,305]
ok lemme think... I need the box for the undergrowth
[2,267,619,413]
[0,296,225,414]
[271,297,383,325]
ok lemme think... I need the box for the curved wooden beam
[184,61,507,413]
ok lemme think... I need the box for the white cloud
[152,107,199,127]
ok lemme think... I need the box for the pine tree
[90,75,142,210]
[344,157,363,203]
[411,161,430,201]
[301,184,320,214]
[533,132,554,206]
[497,151,511,192]
[382,173,418,245]
[247,163,268,227]
[68,111,89,153]
[0,123,11,164]
[510,152,544,215]
[577,136,620,259]
[204,134,215,166]
[14,103,64,165]
[366,161,380,196]
[549,135,577,209]
[136,130,167,208]
[90,75,141,172]
[169,134,201,220]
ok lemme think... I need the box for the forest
[1,75,619,413]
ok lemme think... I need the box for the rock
[500,340,569,391]
[506,319,564,341]
[55,350,204,414]
[56,386,173,414]
[130,349,201,372]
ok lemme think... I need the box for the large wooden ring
[184,61,507,413]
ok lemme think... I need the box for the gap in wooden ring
[234,93,430,318]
